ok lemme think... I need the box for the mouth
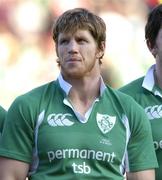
[66,58,81,62]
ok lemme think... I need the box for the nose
[68,40,78,53]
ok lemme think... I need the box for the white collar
[58,73,106,96]
[142,64,155,91]
[142,64,162,98]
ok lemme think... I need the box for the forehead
[58,29,94,39]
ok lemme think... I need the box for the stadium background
[0,0,161,109]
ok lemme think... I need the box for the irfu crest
[96,113,116,134]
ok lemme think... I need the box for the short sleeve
[126,100,158,172]
[0,97,35,163]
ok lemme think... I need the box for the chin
[65,71,85,79]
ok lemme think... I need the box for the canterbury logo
[47,113,74,127]
[145,105,162,120]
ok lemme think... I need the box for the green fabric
[119,77,162,180]
[0,80,158,179]
[0,105,6,133]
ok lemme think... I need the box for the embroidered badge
[96,113,116,134]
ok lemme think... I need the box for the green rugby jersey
[0,105,6,133]
[0,79,158,180]
[119,65,161,180]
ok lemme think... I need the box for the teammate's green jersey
[0,105,6,133]
[0,77,158,180]
[119,65,161,180]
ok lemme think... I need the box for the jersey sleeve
[0,96,35,164]
[126,98,158,172]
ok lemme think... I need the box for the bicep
[0,157,29,180]
[126,169,155,180]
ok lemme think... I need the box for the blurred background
[0,0,161,109]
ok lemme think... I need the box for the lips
[66,58,81,62]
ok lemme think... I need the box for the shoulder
[106,85,148,124]
[118,77,145,97]
[106,87,152,141]
[9,81,57,112]
[105,85,143,112]
[0,105,6,121]
[0,106,6,115]
[106,85,136,102]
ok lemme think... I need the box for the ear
[100,41,106,51]
[56,58,60,66]
[96,41,105,57]
[151,47,157,57]
[146,40,157,57]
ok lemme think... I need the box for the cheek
[57,47,65,58]
[82,46,97,57]
[159,44,162,51]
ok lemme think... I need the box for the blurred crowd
[0,0,161,109]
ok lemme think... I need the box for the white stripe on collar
[58,73,106,96]
[142,64,155,91]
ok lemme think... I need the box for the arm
[0,157,29,180]
[126,169,155,180]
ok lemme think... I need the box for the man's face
[56,29,104,79]
[153,28,162,63]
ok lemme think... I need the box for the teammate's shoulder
[105,84,136,103]
[0,105,6,113]
[118,76,144,95]
[0,105,6,120]
[105,85,144,117]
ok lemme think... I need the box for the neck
[68,76,101,115]
[69,75,101,100]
